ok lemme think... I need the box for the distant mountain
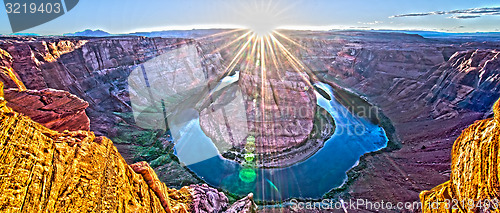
[128,29,230,38]
[63,29,112,37]
[61,28,231,38]
[60,28,500,42]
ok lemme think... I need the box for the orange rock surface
[0,82,191,212]
[420,98,500,212]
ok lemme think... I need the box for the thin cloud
[357,21,383,25]
[390,6,500,19]
[449,15,481,19]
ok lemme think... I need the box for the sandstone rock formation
[189,184,229,213]
[1,31,499,211]
[130,161,191,213]
[0,36,225,137]
[0,86,178,212]
[198,68,324,167]
[238,70,316,154]
[420,98,500,212]
[0,47,26,91]
[4,88,90,132]
[0,36,225,187]
[198,30,323,167]
[281,31,500,206]
[0,82,257,213]
[224,193,257,213]
[425,49,500,118]
[131,162,256,213]
[0,35,329,168]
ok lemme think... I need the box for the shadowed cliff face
[271,31,500,206]
[0,36,224,138]
[420,98,500,212]
[426,49,500,115]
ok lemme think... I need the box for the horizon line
[4,26,500,37]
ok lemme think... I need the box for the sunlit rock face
[0,89,183,213]
[0,36,227,188]
[0,34,322,167]
[420,98,500,212]
[0,83,257,213]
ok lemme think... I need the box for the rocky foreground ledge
[0,82,256,213]
[420,98,500,212]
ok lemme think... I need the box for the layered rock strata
[282,30,500,206]
[189,184,229,213]
[4,88,90,132]
[0,35,330,168]
[0,82,256,213]
[0,36,225,137]
[420,98,500,212]
[425,49,500,117]
[0,36,225,187]
[2,31,499,210]
[198,30,327,167]
[0,85,177,212]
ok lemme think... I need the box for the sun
[198,0,316,187]
[246,10,278,37]
[238,0,285,38]
[251,25,275,38]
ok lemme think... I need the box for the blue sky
[1,0,500,35]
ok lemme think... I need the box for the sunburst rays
[191,0,320,201]
[199,28,319,202]
[206,29,316,91]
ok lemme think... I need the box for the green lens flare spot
[245,143,256,152]
[244,153,255,162]
[241,161,256,168]
[239,168,257,183]
[246,136,255,144]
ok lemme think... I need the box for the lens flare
[192,0,319,202]
[239,168,257,183]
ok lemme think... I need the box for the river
[169,76,388,201]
